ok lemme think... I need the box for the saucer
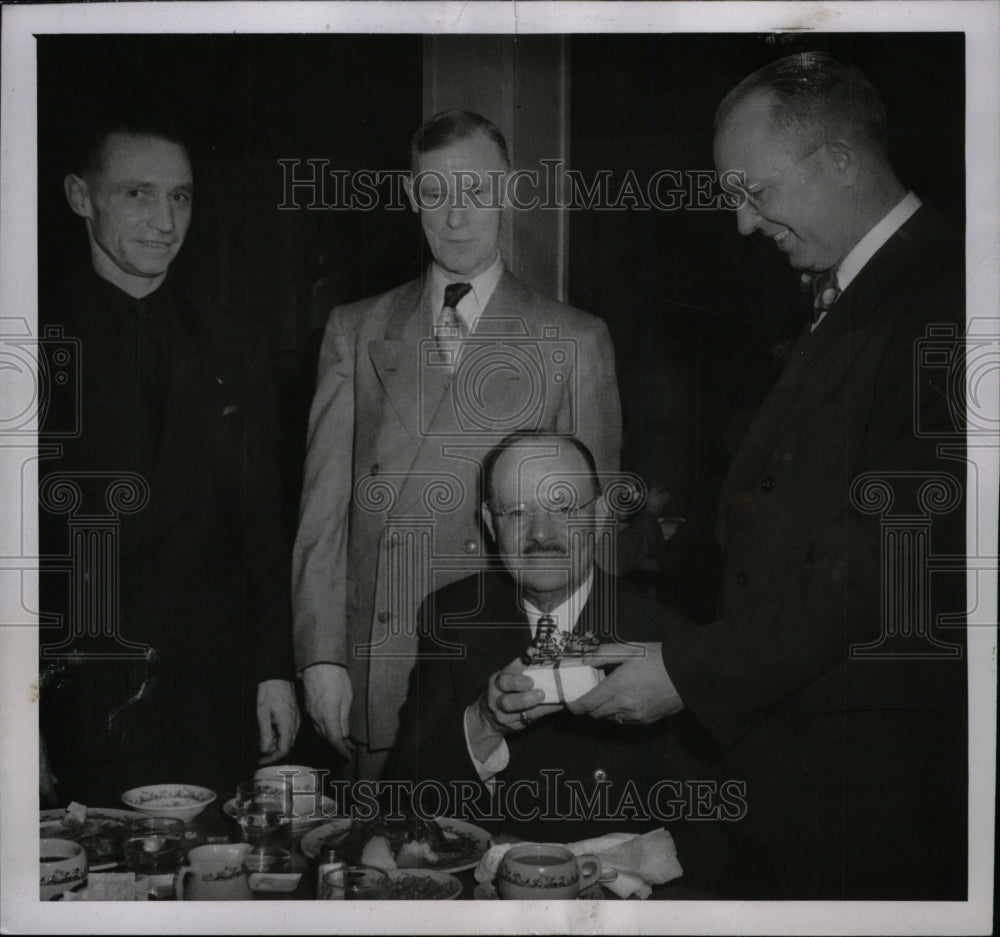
[473,881,605,900]
[222,795,337,832]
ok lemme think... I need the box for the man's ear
[64,174,92,218]
[824,140,858,187]
[403,174,419,215]
[481,503,496,543]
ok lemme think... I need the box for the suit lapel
[717,213,935,542]
[462,573,532,670]
[461,272,547,430]
[367,276,442,440]
[720,238,901,511]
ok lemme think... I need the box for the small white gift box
[523,659,603,704]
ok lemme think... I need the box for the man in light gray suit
[293,111,622,780]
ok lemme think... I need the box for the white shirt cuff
[463,705,510,782]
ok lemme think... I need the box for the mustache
[523,543,568,555]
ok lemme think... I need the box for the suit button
[377,610,388,623]
[464,540,478,554]
[761,475,775,493]
[593,769,609,783]
[370,463,380,476]
[736,570,748,588]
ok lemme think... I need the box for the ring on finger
[519,711,532,727]
[614,714,624,724]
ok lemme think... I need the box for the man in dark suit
[570,52,967,899]
[293,111,622,781]
[387,433,721,865]
[39,120,299,803]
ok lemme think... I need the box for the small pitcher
[174,843,252,900]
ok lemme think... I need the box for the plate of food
[386,868,463,900]
[40,804,145,870]
[300,815,490,874]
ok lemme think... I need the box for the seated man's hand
[257,679,301,764]
[466,657,564,765]
[568,642,684,724]
[302,663,356,759]
[480,656,563,734]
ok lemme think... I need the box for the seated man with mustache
[387,431,720,867]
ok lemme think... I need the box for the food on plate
[387,872,461,899]
[41,803,130,866]
[318,815,481,871]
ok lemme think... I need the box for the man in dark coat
[39,121,299,804]
[570,52,967,899]
[388,433,723,882]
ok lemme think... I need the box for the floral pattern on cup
[40,838,88,900]
[498,866,578,889]
[496,844,603,900]
[40,867,85,887]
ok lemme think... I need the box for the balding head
[713,52,905,273]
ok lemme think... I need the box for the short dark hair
[410,109,510,170]
[71,116,190,179]
[482,430,601,507]
[714,51,888,158]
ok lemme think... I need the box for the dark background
[37,32,965,519]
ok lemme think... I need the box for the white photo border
[2,2,996,934]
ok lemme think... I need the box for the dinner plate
[385,868,463,900]
[221,795,338,832]
[299,818,491,874]
[40,807,146,871]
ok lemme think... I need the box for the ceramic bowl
[40,838,87,900]
[253,764,321,793]
[121,783,216,822]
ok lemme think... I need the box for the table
[75,802,714,901]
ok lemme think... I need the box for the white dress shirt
[464,573,595,783]
[812,191,922,331]
[429,252,504,333]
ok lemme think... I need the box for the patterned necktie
[436,282,472,369]
[800,270,841,325]
[534,614,557,647]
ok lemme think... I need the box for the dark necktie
[800,270,841,325]
[436,282,472,369]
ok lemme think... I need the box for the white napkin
[474,828,682,899]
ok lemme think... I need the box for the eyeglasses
[489,493,600,523]
[727,142,829,212]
